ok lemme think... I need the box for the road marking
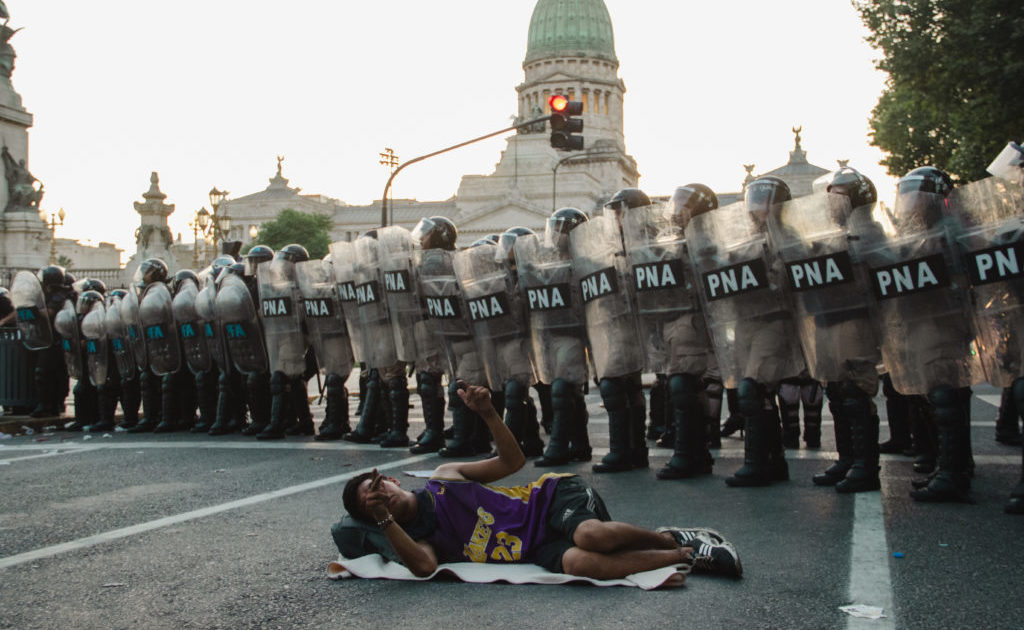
[846,492,896,630]
[0,453,434,570]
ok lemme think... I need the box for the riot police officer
[572,188,650,473]
[516,208,592,466]
[105,288,141,429]
[13,266,70,418]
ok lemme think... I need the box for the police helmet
[826,167,877,209]
[80,278,107,296]
[110,289,127,300]
[549,207,589,234]
[604,188,651,218]
[37,265,66,289]
[280,243,310,263]
[172,269,199,295]
[670,184,718,226]
[412,216,458,251]
[76,290,104,315]
[496,226,536,264]
[897,166,954,197]
[895,166,954,228]
[137,258,169,287]
[484,233,501,244]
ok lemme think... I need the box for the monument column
[0,9,48,271]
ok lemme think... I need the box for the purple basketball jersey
[424,473,574,564]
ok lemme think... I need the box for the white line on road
[845,492,896,630]
[0,453,434,571]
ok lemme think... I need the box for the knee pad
[447,380,465,408]
[599,377,628,412]
[325,372,344,389]
[504,379,527,407]
[417,371,442,401]
[269,371,287,395]
[736,378,766,417]
[777,382,800,407]
[668,373,700,404]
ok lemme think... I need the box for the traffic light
[549,94,583,151]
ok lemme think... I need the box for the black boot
[627,374,648,468]
[777,380,802,450]
[411,371,445,453]
[257,372,292,440]
[344,369,381,443]
[801,380,823,448]
[647,374,668,441]
[726,379,786,487]
[209,369,238,435]
[154,373,180,433]
[379,376,410,447]
[534,382,554,436]
[880,374,913,453]
[129,370,161,432]
[703,378,724,449]
[191,368,218,433]
[118,376,141,429]
[241,371,271,436]
[439,380,480,457]
[593,377,634,473]
[536,379,576,467]
[720,388,744,437]
[814,383,855,486]
[995,386,1022,446]
[89,373,119,433]
[1007,378,1024,514]
[911,386,974,503]
[910,397,938,473]
[568,385,592,461]
[316,373,351,441]
[658,373,713,479]
[67,377,96,432]
[286,377,314,436]
[836,385,881,493]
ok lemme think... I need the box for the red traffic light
[549,94,569,113]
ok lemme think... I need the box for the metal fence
[0,267,126,289]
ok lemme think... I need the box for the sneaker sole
[656,526,726,545]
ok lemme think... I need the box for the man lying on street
[340,382,741,581]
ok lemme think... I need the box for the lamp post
[40,207,66,264]
[192,187,231,265]
[379,148,399,226]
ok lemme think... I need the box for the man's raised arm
[432,383,525,484]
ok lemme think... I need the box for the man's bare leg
[561,546,691,580]
[572,519,680,553]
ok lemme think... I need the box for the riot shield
[328,241,367,364]
[257,257,306,378]
[195,281,227,369]
[80,300,108,387]
[453,242,534,389]
[379,226,426,363]
[513,233,588,385]
[53,299,82,380]
[120,286,148,370]
[214,273,268,375]
[296,258,355,377]
[852,198,977,394]
[950,176,1024,387]
[10,270,52,350]
[353,237,398,369]
[138,283,181,376]
[417,247,485,383]
[621,204,708,376]
[104,295,137,379]
[172,281,212,374]
[768,193,881,388]
[684,200,805,388]
[568,214,644,379]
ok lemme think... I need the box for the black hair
[342,472,375,523]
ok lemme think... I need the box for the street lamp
[192,187,231,265]
[41,207,66,264]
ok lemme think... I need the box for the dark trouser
[657,372,713,479]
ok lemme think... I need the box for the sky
[8,0,894,261]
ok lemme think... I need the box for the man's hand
[457,381,494,416]
[364,469,390,521]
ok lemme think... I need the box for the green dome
[525,0,617,65]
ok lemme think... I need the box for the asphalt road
[0,383,1020,630]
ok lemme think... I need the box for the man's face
[356,475,412,520]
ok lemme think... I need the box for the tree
[854,0,1024,182]
[245,209,332,259]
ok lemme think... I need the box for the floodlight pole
[380,115,552,227]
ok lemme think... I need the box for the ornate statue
[2,145,44,212]
[276,155,285,176]
[792,125,803,150]
[0,23,20,80]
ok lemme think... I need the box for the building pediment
[455,195,550,230]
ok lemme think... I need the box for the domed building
[220,0,640,247]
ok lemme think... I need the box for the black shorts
[532,476,612,573]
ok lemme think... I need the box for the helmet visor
[495,232,517,263]
[894,190,947,230]
[410,217,437,247]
